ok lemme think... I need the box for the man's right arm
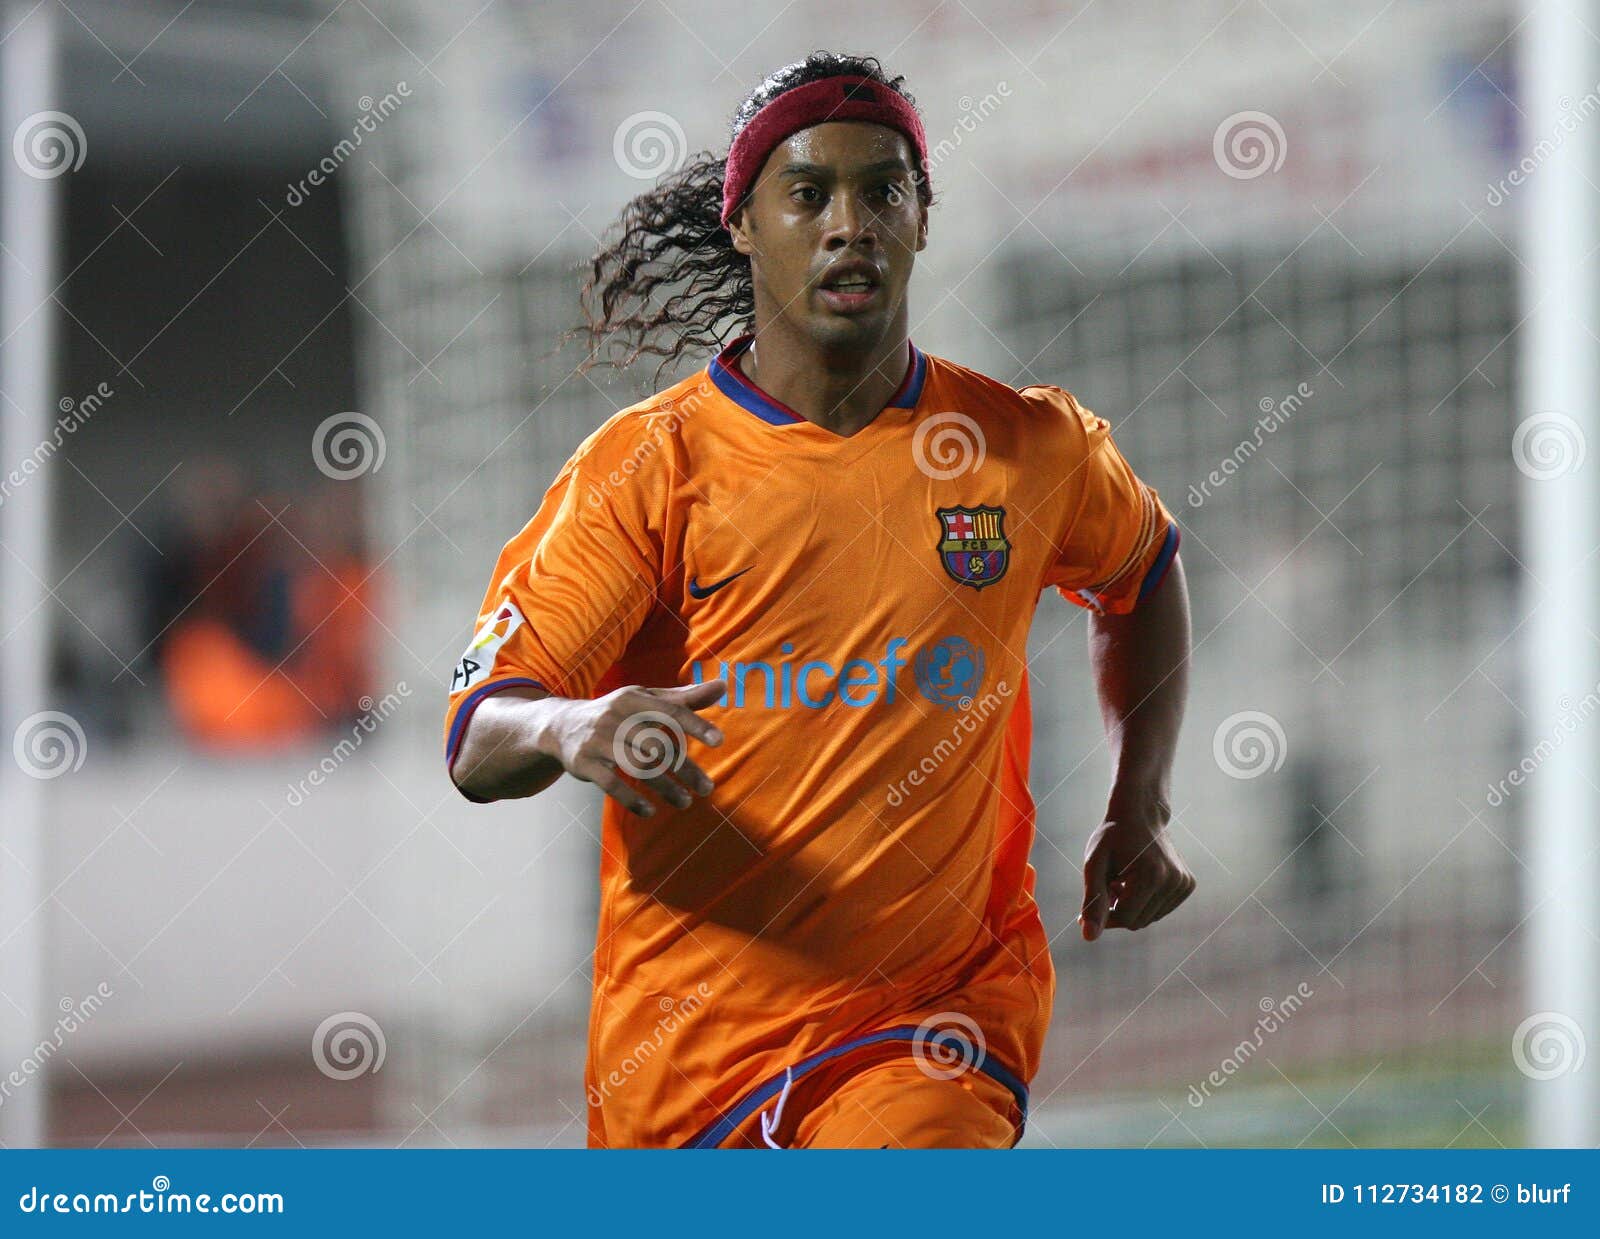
[451,679,727,816]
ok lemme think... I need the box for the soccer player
[443,52,1193,1148]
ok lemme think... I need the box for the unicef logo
[914,636,984,710]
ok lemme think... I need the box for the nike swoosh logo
[687,566,752,599]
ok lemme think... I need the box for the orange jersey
[441,336,1180,1147]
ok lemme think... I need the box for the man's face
[729,121,927,352]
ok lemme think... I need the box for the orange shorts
[704,1026,1027,1149]
[789,1059,1018,1148]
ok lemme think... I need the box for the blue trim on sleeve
[682,1023,1028,1149]
[444,676,548,771]
[1135,522,1180,604]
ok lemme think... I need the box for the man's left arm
[1079,553,1195,942]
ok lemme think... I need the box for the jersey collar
[707,334,927,427]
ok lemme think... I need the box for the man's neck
[739,318,910,437]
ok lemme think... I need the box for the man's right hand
[539,680,726,817]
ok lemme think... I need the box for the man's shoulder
[567,368,712,472]
[923,353,1096,435]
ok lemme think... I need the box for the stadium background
[0,0,1589,1147]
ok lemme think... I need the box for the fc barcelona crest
[936,504,1011,590]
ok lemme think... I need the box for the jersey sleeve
[442,420,664,796]
[1032,386,1181,615]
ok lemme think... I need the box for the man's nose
[822,191,879,250]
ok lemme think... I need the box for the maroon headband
[720,75,929,226]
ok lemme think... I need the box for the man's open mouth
[819,261,882,293]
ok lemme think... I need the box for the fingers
[1079,842,1111,942]
[641,762,714,810]
[618,682,726,748]
[1105,872,1158,931]
[654,678,728,706]
[674,756,715,798]
[1145,870,1198,927]
[652,679,729,738]
[571,756,657,818]
[1108,865,1197,931]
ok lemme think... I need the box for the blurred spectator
[139,456,377,751]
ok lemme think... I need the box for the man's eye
[792,185,821,203]
[882,184,907,206]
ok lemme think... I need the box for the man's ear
[728,208,756,257]
[915,201,929,253]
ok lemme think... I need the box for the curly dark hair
[576,51,930,381]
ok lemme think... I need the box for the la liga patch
[450,597,526,692]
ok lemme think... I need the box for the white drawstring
[759,1067,795,1149]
